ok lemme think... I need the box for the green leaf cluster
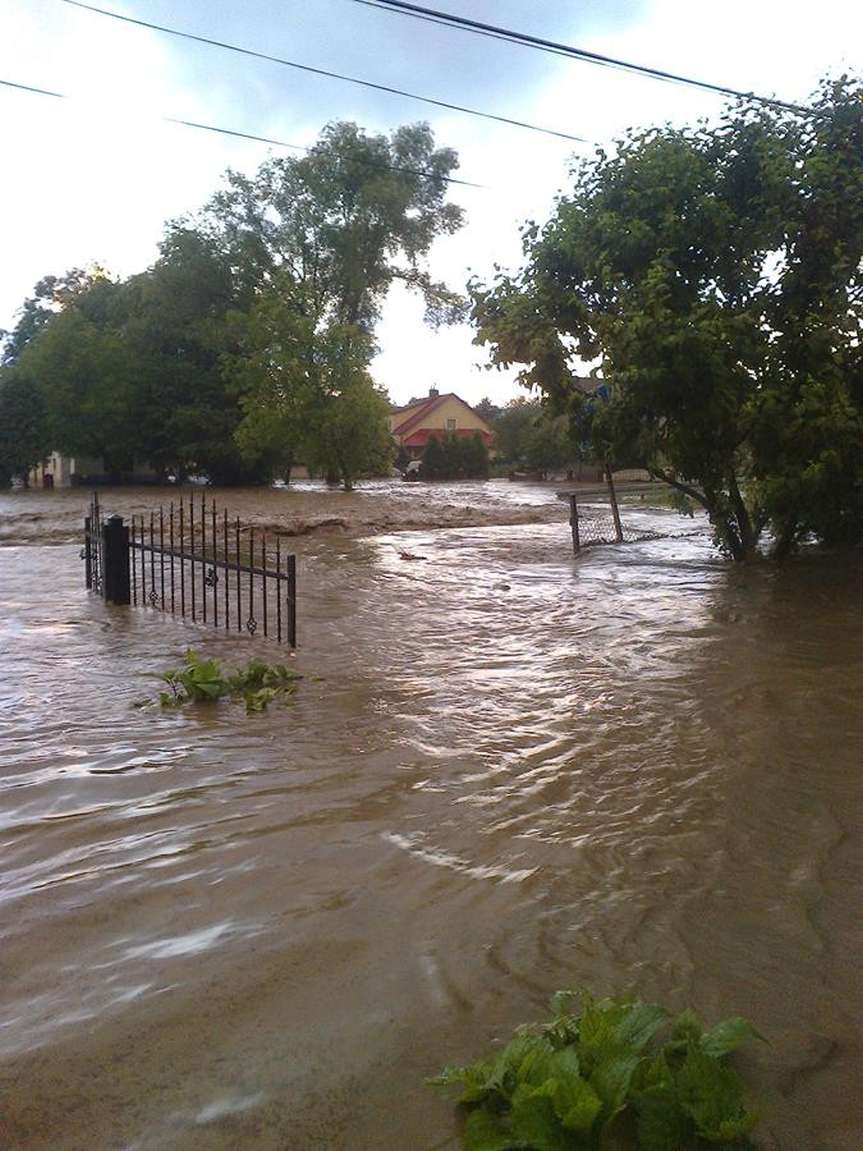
[158,650,303,714]
[432,992,763,1150]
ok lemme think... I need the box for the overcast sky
[2,0,860,405]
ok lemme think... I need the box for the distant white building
[28,454,158,488]
[28,453,100,488]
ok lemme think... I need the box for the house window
[446,417,457,432]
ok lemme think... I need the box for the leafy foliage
[0,367,50,486]
[209,121,463,489]
[471,76,863,560]
[487,397,582,477]
[420,431,490,479]
[432,992,763,1150]
[158,650,303,713]
[0,121,463,488]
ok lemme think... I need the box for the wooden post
[606,465,624,543]
[569,492,581,554]
[102,515,131,605]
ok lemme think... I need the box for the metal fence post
[287,554,297,647]
[102,515,131,605]
[84,515,93,588]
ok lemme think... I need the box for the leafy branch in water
[431,991,764,1150]
[158,650,303,713]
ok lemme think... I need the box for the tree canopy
[488,396,580,477]
[220,120,464,488]
[472,76,863,559]
[0,120,464,489]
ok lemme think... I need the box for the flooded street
[1,481,861,1150]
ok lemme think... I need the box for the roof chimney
[429,385,439,398]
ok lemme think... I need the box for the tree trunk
[770,521,799,561]
[708,513,750,566]
[650,467,759,562]
[727,473,759,560]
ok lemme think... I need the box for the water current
[1,480,861,1150]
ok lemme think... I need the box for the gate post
[84,515,93,589]
[102,515,131,605]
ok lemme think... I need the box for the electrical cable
[352,0,816,117]
[57,0,590,144]
[0,77,485,186]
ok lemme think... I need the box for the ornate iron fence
[84,493,297,646]
[83,492,104,594]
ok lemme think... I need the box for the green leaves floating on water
[158,650,303,713]
[431,992,763,1150]
[159,652,225,706]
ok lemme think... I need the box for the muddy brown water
[0,481,861,1150]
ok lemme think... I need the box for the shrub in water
[159,650,302,713]
[432,991,763,1150]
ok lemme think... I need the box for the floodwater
[0,480,861,1151]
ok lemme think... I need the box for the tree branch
[647,467,710,511]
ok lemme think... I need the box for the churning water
[0,481,861,1150]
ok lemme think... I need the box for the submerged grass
[158,649,303,713]
[432,991,765,1151]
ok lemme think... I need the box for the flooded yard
[1,481,861,1149]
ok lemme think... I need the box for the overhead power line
[352,0,816,117]
[0,77,484,186]
[57,0,590,145]
[352,0,577,61]
[0,78,65,100]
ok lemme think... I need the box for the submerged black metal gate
[84,492,297,646]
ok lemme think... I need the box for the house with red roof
[389,388,494,459]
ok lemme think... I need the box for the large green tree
[0,269,109,484]
[492,396,576,476]
[1,268,105,368]
[0,368,50,485]
[303,366,395,490]
[228,296,394,489]
[493,397,538,465]
[206,121,465,330]
[1,121,463,488]
[122,227,266,483]
[217,120,465,487]
[4,272,144,476]
[20,307,139,474]
[472,76,863,560]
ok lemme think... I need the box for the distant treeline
[0,121,465,490]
